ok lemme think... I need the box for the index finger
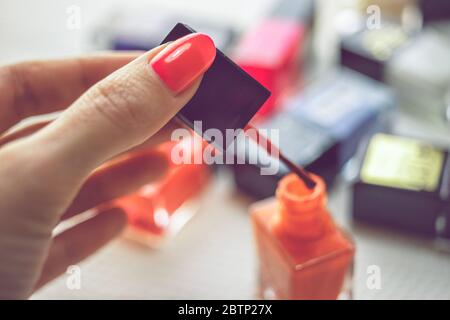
[0,52,141,134]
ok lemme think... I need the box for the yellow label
[360,134,444,192]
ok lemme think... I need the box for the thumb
[31,32,215,175]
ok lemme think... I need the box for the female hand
[0,33,216,299]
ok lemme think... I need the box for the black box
[352,133,450,236]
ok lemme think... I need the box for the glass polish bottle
[251,173,355,299]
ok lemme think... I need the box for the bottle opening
[276,173,328,239]
[284,175,316,197]
[276,173,326,213]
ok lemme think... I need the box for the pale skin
[0,44,203,298]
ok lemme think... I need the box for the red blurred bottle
[251,173,355,299]
[233,18,304,119]
[117,137,211,247]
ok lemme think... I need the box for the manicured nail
[150,33,216,94]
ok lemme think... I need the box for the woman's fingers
[0,118,52,147]
[117,119,182,156]
[0,35,215,298]
[23,33,215,179]
[62,149,168,220]
[0,117,178,151]
[0,52,141,134]
[34,207,127,290]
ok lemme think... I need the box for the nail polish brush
[244,123,316,189]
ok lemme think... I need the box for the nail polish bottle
[233,18,305,119]
[340,22,412,82]
[287,68,395,168]
[251,173,355,300]
[341,22,450,127]
[117,138,211,247]
[352,133,450,245]
[386,29,450,126]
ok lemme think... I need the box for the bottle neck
[275,173,329,239]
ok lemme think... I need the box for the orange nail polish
[116,137,211,247]
[251,173,355,300]
[150,33,216,93]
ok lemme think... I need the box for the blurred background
[1,0,450,299]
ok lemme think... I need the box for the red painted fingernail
[150,33,216,94]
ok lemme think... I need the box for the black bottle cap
[160,23,271,151]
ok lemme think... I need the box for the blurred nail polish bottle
[352,133,450,249]
[287,68,395,169]
[117,137,211,247]
[341,24,450,132]
[340,22,412,83]
[386,29,450,127]
[341,22,450,128]
[233,0,310,119]
[251,173,355,300]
